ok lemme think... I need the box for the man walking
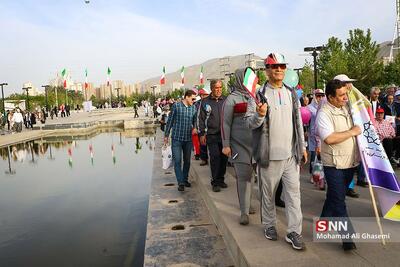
[198,79,228,192]
[245,53,307,250]
[164,90,198,192]
[316,79,361,251]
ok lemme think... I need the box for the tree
[318,37,348,84]
[381,53,400,86]
[257,70,267,85]
[344,28,383,93]
[298,62,315,93]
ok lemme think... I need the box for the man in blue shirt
[164,90,198,191]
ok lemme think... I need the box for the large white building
[22,82,44,96]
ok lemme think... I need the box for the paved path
[190,159,400,266]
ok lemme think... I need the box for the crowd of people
[162,52,400,252]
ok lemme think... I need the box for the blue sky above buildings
[0,0,395,94]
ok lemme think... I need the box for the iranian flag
[61,68,67,88]
[180,66,185,85]
[85,69,88,89]
[243,68,258,98]
[199,66,204,84]
[107,67,111,86]
[160,66,166,85]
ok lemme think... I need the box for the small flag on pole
[160,66,166,85]
[180,66,185,85]
[85,69,88,89]
[243,68,259,99]
[199,66,204,85]
[61,68,67,88]
[107,67,111,86]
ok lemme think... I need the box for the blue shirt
[165,102,197,141]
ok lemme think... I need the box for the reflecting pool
[0,129,155,267]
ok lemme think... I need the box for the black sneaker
[346,189,359,198]
[195,155,200,160]
[275,199,285,208]
[184,181,191,187]
[219,182,228,188]
[264,226,277,241]
[178,184,184,191]
[342,241,357,251]
[285,232,305,250]
[356,180,369,188]
[212,185,221,192]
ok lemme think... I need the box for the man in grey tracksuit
[222,68,255,225]
[245,53,307,250]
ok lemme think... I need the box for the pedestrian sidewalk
[190,161,400,267]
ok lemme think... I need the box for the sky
[0,0,396,96]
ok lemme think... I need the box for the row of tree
[300,28,400,95]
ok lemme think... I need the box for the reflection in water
[0,130,155,267]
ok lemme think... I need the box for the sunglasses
[267,64,287,70]
[315,94,325,97]
[191,98,196,101]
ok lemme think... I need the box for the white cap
[333,74,357,82]
[395,90,400,97]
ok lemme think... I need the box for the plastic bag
[162,145,172,170]
[312,156,325,189]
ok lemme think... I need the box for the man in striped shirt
[164,90,198,191]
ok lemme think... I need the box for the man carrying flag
[316,79,361,251]
[245,53,307,251]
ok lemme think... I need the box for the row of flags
[60,67,112,89]
[60,65,206,89]
[160,66,204,86]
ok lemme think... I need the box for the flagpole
[360,150,386,246]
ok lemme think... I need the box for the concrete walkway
[190,161,400,267]
[144,131,234,267]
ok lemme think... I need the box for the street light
[42,85,50,112]
[304,46,324,89]
[114,87,121,105]
[0,82,8,118]
[22,86,32,111]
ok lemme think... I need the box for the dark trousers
[207,136,228,186]
[321,166,356,241]
[200,144,208,161]
[382,138,394,159]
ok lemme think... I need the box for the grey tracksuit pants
[233,163,253,215]
[258,156,302,234]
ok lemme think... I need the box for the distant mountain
[140,54,262,92]
[378,38,399,63]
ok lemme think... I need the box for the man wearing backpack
[245,53,307,250]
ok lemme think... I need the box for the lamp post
[0,82,8,118]
[114,87,121,106]
[42,85,50,112]
[304,46,324,89]
[22,86,31,111]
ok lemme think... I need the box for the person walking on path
[198,79,228,192]
[222,68,256,225]
[196,87,210,166]
[316,79,361,251]
[12,108,24,133]
[306,89,325,182]
[164,90,198,192]
[245,53,307,250]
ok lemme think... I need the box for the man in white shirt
[12,108,24,132]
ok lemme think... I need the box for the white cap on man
[333,74,357,82]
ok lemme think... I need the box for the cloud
[0,3,249,95]
[0,0,395,95]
